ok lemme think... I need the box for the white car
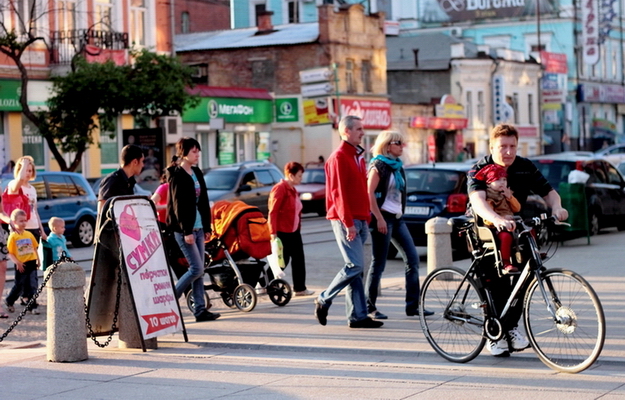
[595,144,625,166]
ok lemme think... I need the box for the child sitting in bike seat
[474,164,521,274]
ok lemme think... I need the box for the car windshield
[204,170,239,190]
[406,170,462,194]
[301,169,325,184]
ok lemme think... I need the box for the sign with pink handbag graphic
[113,198,183,339]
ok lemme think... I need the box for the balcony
[49,29,130,65]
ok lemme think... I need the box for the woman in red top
[268,162,314,296]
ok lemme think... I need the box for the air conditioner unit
[158,116,183,144]
[450,27,463,37]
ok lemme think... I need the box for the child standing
[474,164,521,275]
[4,209,40,314]
[47,217,71,263]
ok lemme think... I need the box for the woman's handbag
[267,237,286,279]
[1,187,31,220]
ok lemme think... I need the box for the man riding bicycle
[467,123,569,357]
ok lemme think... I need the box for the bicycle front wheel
[524,269,605,373]
[420,267,486,363]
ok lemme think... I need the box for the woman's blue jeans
[174,229,207,317]
[366,214,420,314]
[317,219,369,323]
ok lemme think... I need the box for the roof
[386,33,478,71]
[187,85,272,100]
[175,23,320,52]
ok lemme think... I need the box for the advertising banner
[303,98,332,125]
[338,99,392,129]
[420,0,557,23]
[113,198,183,339]
[581,0,600,65]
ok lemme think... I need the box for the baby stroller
[166,200,292,313]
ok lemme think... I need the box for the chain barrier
[0,253,72,343]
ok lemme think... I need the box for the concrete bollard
[425,217,453,275]
[47,261,88,362]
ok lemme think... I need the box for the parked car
[203,161,284,216]
[402,163,471,256]
[530,153,625,235]
[617,161,625,177]
[595,143,625,166]
[88,177,153,197]
[295,165,326,216]
[0,172,98,247]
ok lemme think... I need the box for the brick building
[175,4,391,168]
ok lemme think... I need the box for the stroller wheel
[186,289,210,314]
[233,283,257,312]
[267,279,292,307]
[221,292,236,308]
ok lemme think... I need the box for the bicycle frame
[444,218,562,336]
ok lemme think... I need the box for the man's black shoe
[406,309,434,317]
[349,317,383,328]
[196,311,220,322]
[314,299,328,326]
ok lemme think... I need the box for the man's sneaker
[507,327,530,351]
[487,339,510,357]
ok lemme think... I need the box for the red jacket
[325,141,371,227]
[268,179,301,235]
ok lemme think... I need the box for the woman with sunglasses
[365,131,433,320]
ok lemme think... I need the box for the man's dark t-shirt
[467,155,553,207]
[98,168,136,201]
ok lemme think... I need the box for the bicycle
[419,214,605,373]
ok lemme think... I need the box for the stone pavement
[1,221,625,399]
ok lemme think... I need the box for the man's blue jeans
[174,229,207,317]
[317,219,369,323]
[366,214,420,314]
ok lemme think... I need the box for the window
[251,59,274,90]
[511,93,519,124]
[130,0,146,46]
[46,175,78,199]
[466,91,473,125]
[477,91,485,124]
[528,93,534,124]
[18,0,39,34]
[181,11,190,33]
[58,0,76,31]
[606,163,623,185]
[95,0,113,29]
[256,170,274,185]
[254,3,266,26]
[346,59,355,93]
[287,1,299,23]
[361,60,372,92]
[190,63,208,84]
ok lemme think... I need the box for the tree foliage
[42,50,199,171]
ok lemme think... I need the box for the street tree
[44,50,199,171]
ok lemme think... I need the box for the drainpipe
[170,0,175,56]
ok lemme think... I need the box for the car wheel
[72,217,95,247]
[588,210,600,236]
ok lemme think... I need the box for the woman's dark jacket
[371,159,407,212]
[166,165,211,235]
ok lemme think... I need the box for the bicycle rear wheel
[524,269,605,373]
[420,267,486,363]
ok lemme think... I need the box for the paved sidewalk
[1,225,625,399]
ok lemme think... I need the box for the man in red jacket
[314,115,383,329]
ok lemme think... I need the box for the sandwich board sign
[86,196,186,349]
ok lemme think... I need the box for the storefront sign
[275,98,299,123]
[410,116,468,130]
[303,98,332,125]
[581,0,600,65]
[183,97,273,124]
[540,51,568,74]
[425,0,540,23]
[516,126,538,137]
[435,104,465,119]
[578,83,625,104]
[337,99,391,129]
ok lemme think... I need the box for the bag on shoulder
[2,187,31,220]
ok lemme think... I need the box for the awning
[187,85,273,100]
[410,116,468,130]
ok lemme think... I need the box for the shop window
[22,118,45,167]
[361,60,372,93]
